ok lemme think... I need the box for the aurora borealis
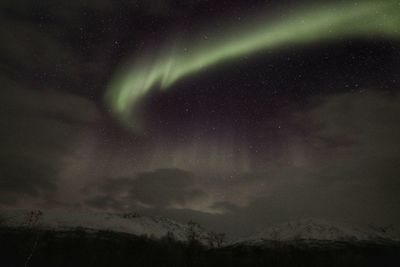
[107,0,400,132]
[1,0,400,239]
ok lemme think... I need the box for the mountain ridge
[238,218,400,246]
[1,210,399,246]
[0,209,193,241]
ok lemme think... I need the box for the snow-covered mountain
[2,211,398,246]
[241,218,400,245]
[0,210,195,241]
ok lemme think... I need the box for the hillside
[0,209,194,241]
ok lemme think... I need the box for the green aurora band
[106,0,400,132]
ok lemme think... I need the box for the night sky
[1,0,400,238]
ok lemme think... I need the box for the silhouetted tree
[122,212,140,219]
[0,215,5,226]
[186,220,203,245]
[25,210,43,267]
[205,231,226,248]
[162,231,176,242]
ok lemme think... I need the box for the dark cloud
[129,168,205,207]
[0,0,105,206]
[0,78,99,206]
[86,168,206,210]
[0,155,57,204]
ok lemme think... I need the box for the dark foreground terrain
[1,227,399,267]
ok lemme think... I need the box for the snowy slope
[243,218,400,244]
[0,210,192,241]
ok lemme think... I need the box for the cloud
[242,91,400,224]
[0,154,57,204]
[0,78,99,206]
[86,168,206,210]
